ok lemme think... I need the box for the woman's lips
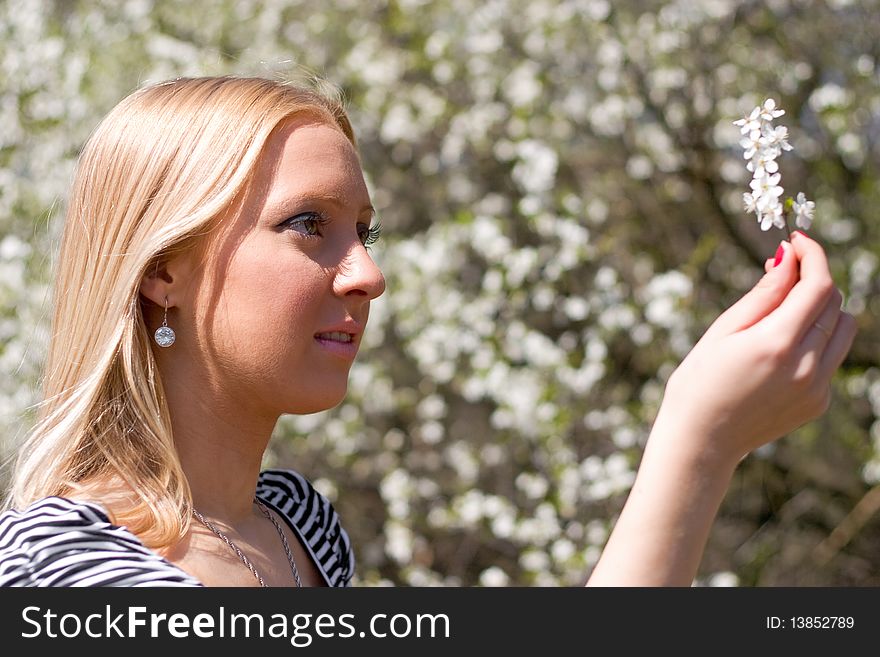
[315,331,353,343]
[314,331,358,360]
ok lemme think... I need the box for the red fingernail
[773,244,785,267]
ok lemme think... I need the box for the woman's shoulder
[256,468,354,587]
[0,497,200,587]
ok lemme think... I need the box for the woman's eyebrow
[270,192,375,218]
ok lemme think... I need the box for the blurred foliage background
[1,0,879,586]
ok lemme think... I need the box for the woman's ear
[139,251,193,309]
[140,258,175,308]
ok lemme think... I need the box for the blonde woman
[0,76,856,587]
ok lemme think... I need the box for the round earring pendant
[154,326,176,348]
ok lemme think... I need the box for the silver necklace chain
[191,497,302,587]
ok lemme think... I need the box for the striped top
[0,469,354,587]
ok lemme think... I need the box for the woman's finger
[704,241,797,339]
[799,287,842,354]
[817,311,858,382]
[762,231,834,338]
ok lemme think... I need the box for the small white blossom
[740,136,759,161]
[762,159,779,174]
[764,124,793,152]
[765,203,786,231]
[750,171,783,204]
[733,106,762,136]
[758,98,785,121]
[793,192,815,230]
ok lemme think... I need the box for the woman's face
[182,116,385,417]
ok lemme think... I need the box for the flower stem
[783,199,794,239]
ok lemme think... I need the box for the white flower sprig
[734,99,814,233]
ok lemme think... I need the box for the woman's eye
[284,212,327,237]
[358,222,382,247]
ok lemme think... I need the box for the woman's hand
[587,232,857,586]
[655,230,857,469]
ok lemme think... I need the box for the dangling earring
[154,296,176,347]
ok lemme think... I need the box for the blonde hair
[6,76,355,549]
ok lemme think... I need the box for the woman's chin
[285,384,349,415]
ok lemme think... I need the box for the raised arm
[586,231,857,586]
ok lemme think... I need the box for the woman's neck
[161,369,280,523]
[174,430,269,521]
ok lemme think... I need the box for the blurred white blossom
[1,0,872,589]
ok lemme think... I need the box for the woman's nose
[334,243,386,301]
